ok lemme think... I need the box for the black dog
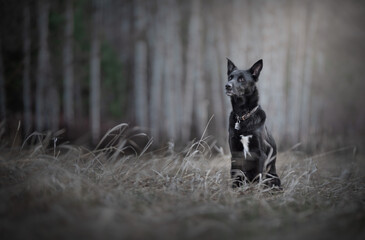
[225,59,281,188]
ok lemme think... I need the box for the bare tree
[90,1,101,144]
[23,3,31,134]
[63,0,74,127]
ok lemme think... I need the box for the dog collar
[235,105,259,130]
[236,105,259,121]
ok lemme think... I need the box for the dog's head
[225,59,263,97]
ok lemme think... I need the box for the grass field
[0,128,364,240]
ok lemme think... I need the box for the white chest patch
[240,135,252,158]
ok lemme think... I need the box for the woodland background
[0,0,364,151]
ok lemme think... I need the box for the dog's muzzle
[225,83,234,96]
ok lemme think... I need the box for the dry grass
[0,125,364,240]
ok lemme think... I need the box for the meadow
[0,125,364,240]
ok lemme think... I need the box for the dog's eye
[238,77,244,82]
[229,75,233,80]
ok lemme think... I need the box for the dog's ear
[227,58,237,75]
[250,59,263,80]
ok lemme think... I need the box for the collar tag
[235,121,240,130]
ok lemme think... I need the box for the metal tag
[235,121,240,130]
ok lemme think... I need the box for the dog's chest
[240,135,252,158]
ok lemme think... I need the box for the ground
[0,131,364,240]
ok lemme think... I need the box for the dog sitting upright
[225,59,281,188]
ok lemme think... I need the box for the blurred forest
[0,0,364,151]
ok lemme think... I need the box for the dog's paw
[267,177,281,189]
[231,178,245,188]
[232,181,241,188]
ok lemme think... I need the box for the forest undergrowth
[0,124,364,240]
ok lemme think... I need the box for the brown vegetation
[0,125,364,240]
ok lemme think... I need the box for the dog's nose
[225,83,232,90]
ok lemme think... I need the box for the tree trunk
[261,0,289,143]
[229,0,250,65]
[63,0,74,127]
[161,0,183,141]
[183,0,204,141]
[170,0,183,141]
[149,3,164,141]
[133,0,148,129]
[48,87,60,132]
[23,3,31,135]
[285,1,308,144]
[90,2,101,144]
[245,0,263,64]
[309,2,326,143]
[0,39,5,122]
[134,41,148,128]
[214,12,231,146]
[205,13,224,144]
[36,0,50,131]
[300,1,318,144]
[191,0,207,138]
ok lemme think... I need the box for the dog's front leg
[231,152,258,187]
[229,131,246,187]
[231,151,245,188]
